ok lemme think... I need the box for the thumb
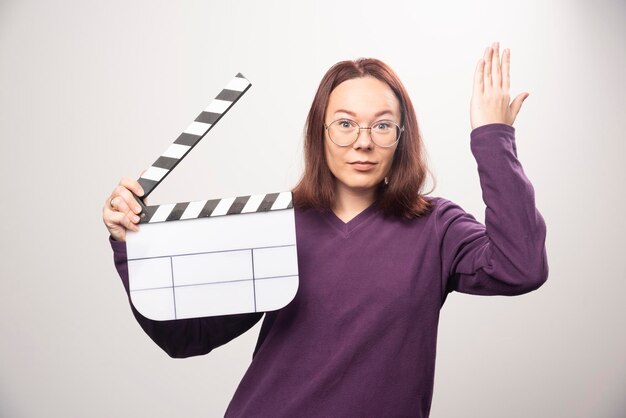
[509,92,529,121]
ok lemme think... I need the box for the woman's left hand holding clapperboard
[103,170,147,243]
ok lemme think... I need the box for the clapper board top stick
[125,73,299,321]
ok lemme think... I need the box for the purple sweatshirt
[109,123,548,417]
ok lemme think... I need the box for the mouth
[349,161,377,171]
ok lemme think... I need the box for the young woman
[103,41,548,417]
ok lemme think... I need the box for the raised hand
[470,41,529,130]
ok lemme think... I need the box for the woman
[102,41,548,417]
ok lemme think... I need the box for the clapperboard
[125,73,299,321]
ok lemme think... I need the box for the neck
[331,182,377,223]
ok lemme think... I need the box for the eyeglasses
[324,118,404,148]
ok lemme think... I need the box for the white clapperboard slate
[125,73,299,321]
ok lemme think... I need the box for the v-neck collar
[322,200,380,237]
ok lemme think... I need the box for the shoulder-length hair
[292,57,436,220]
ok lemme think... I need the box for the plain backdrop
[1,0,624,417]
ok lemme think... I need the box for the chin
[339,178,381,191]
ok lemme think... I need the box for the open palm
[470,41,529,130]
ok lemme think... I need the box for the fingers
[483,46,492,88]
[110,189,137,217]
[113,183,143,215]
[103,173,147,238]
[502,48,510,92]
[491,41,501,89]
[109,209,140,232]
[103,196,140,233]
[473,56,485,95]
[119,177,144,201]
[482,42,509,91]
[135,169,148,205]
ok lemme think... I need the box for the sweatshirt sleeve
[436,123,549,300]
[109,235,264,358]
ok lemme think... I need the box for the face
[324,76,401,197]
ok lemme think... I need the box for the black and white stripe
[138,191,293,224]
[136,73,251,200]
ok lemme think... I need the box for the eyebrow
[333,109,395,118]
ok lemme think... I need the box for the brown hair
[292,57,436,220]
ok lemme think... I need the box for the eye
[337,119,356,129]
[338,119,353,128]
[373,121,392,131]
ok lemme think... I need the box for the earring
[384,176,389,185]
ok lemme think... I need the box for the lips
[349,161,377,171]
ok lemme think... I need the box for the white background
[1,0,624,416]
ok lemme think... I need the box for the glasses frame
[324,118,404,148]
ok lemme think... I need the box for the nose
[353,127,374,150]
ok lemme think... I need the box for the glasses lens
[328,119,359,146]
[371,121,399,147]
